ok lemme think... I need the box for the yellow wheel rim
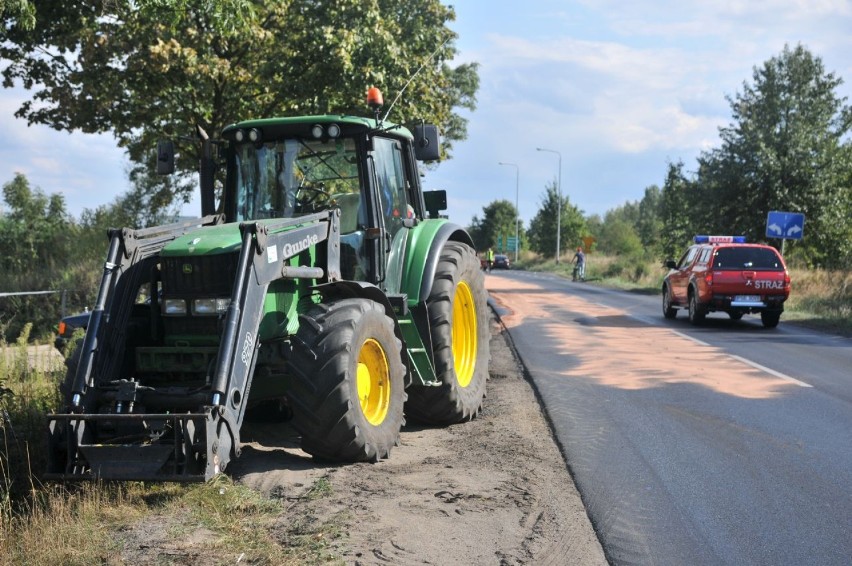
[452,281,478,388]
[356,338,391,426]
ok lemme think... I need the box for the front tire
[406,241,489,425]
[287,298,406,462]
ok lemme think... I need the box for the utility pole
[536,147,562,263]
[497,161,520,263]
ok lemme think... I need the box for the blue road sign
[766,211,805,240]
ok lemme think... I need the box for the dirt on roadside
[229,311,607,565]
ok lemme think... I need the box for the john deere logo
[182,264,193,274]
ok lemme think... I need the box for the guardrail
[0,289,69,317]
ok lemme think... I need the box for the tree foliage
[595,212,643,258]
[468,199,522,253]
[0,0,35,29]
[0,173,73,271]
[695,44,852,267]
[593,185,662,258]
[1,0,479,217]
[0,174,86,341]
[526,182,586,260]
[659,161,696,259]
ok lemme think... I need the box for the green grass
[0,326,328,564]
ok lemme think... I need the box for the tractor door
[370,136,415,294]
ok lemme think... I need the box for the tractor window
[372,137,410,231]
[233,138,362,222]
[372,137,412,293]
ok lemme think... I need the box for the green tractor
[46,91,489,481]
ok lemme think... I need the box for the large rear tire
[761,310,781,329]
[688,290,706,325]
[405,241,489,425]
[287,298,406,462]
[662,284,677,319]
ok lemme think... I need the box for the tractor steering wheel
[296,182,330,211]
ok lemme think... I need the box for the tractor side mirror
[423,189,447,218]
[665,259,677,269]
[156,140,175,175]
[413,124,440,162]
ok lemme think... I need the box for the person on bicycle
[486,247,495,273]
[572,246,585,281]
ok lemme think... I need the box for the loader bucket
[45,411,227,482]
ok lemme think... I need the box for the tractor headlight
[327,123,341,138]
[163,299,187,316]
[191,298,231,316]
[311,124,324,139]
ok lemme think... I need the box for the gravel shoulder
[230,310,607,564]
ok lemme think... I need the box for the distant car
[493,254,511,269]
[662,235,790,328]
[54,311,90,352]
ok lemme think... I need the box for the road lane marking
[670,330,711,347]
[666,328,811,388]
[728,355,812,388]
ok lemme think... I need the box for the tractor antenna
[382,36,451,123]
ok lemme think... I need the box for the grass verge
[0,330,342,564]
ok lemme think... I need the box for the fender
[315,280,398,321]
[399,219,474,305]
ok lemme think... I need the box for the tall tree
[636,185,663,255]
[596,212,643,257]
[0,173,78,341]
[0,173,73,271]
[1,0,479,218]
[659,161,695,259]
[526,182,585,260]
[696,44,852,267]
[468,199,522,253]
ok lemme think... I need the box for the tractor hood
[160,216,329,258]
[161,222,242,257]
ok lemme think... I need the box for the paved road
[486,270,852,566]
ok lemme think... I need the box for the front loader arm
[71,215,224,408]
[205,210,340,473]
[47,211,342,482]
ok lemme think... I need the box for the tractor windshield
[233,137,362,222]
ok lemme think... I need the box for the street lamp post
[536,147,562,263]
[497,161,520,263]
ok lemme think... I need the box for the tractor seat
[334,192,361,234]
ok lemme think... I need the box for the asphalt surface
[486,270,852,566]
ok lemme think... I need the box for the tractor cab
[217,105,438,292]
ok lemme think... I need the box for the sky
[2,0,852,229]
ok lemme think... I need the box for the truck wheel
[406,241,489,425]
[662,285,677,319]
[688,290,705,325]
[760,310,781,328]
[287,298,406,462]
